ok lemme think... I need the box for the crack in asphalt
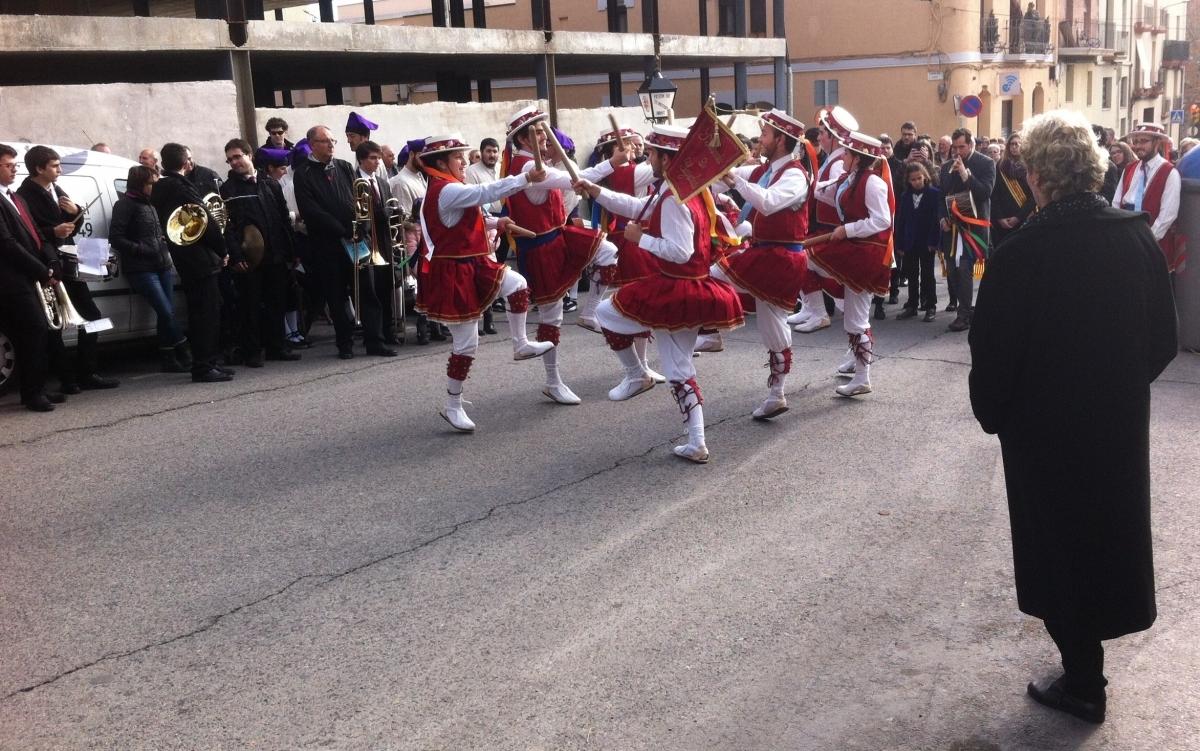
[1,377,816,701]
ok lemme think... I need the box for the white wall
[0,80,240,171]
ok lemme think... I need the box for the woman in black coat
[990,132,1036,246]
[969,110,1177,724]
[109,165,189,372]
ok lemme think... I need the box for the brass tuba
[202,192,228,232]
[165,193,228,246]
[38,282,88,331]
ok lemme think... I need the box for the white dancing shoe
[542,383,582,405]
[608,374,655,401]
[786,310,811,325]
[752,395,789,420]
[642,366,667,384]
[673,444,710,464]
[576,316,602,333]
[837,359,856,376]
[794,315,830,333]
[835,380,872,397]
[439,407,476,432]
[694,333,724,353]
[514,341,554,361]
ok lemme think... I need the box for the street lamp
[638,67,677,124]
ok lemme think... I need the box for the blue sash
[514,228,562,276]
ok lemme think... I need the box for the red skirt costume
[602,163,659,285]
[717,159,812,311]
[416,177,506,324]
[807,170,893,297]
[611,187,745,333]
[506,153,603,306]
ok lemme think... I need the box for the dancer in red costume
[574,125,745,464]
[809,128,895,397]
[415,134,554,431]
[707,109,813,420]
[503,106,624,405]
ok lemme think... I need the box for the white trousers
[595,298,699,384]
[809,263,871,336]
[709,263,792,352]
[448,268,528,357]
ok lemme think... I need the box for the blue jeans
[127,269,185,348]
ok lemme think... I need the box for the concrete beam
[658,33,786,62]
[245,20,549,56]
[0,15,232,52]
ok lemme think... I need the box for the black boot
[873,296,887,320]
[480,308,497,335]
[430,322,447,341]
[160,347,188,373]
[415,314,430,345]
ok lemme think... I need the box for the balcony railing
[980,17,1053,55]
[1059,19,1114,49]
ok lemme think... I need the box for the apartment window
[1001,100,1014,137]
[1065,64,1075,101]
[1143,106,1155,124]
[749,0,767,34]
[814,79,839,107]
[1120,76,1129,107]
[1087,70,1094,106]
[717,0,737,36]
[1102,76,1112,109]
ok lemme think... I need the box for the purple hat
[255,146,291,167]
[345,112,379,136]
[398,138,425,165]
[289,138,312,166]
[552,127,575,153]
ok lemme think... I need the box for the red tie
[8,190,40,248]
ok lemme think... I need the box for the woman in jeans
[108,165,192,373]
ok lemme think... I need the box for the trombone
[383,197,409,343]
[350,179,389,326]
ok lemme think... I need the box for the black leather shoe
[896,307,919,319]
[482,323,498,335]
[338,347,355,360]
[563,297,579,313]
[365,345,398,357]
[873,303,886,320]
[383,334,400,345]
[265,349,302,361]
[23,394,55,412]
[886,293,899,305]
[947,315,970,332]
[1027,677,1105,724]
[244,350,265,368]
[46,392,68,404]
[79,374,120,389]
[945,302,958,312]
[192,368,233,383]
[215,365,235,376]
[491,299,506,312]
[60,381,82,395]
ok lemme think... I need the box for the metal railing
[1059,19,1113,49]
[980,17,1053,55]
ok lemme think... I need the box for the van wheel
[0,327,16,397]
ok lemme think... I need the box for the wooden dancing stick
[531,127,544,172]
[505,223,537,238]
[538,122,579,182]
[608,113,629,153]
[801,232,835,248]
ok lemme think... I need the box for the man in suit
[17,145,120,393]
[938,127,996,332]
[293,125,396,360]
[356,140,402,345]
[152,142,233,382]
[0,144,64,411]
[220,139,301,367]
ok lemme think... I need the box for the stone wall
[0,80,240,170]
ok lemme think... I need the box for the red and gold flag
[664,106,749,204]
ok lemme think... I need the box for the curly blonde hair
[1019,110,1109,203]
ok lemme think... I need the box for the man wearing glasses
[219,139,300,367]
[264,117,294,151]
[293,125,395,360]
[1112,123,1183,273]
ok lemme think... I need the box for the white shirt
[514,149,614,205]
[816,146,846,190]
[594,186,695,264]
[728,154,810,215]
[815,171,892,239]
[465,160,502,214]
[358,168,385,199]
[388,166,427,215]
[1111,153,1180,241]
[279,170,298,225]
[420,173,530,258]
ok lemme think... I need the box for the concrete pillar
[473,0,489,98]
[230,50,259,148]
[733,0,747,108]
[609,72,624,107]
[318,0,341,103]
[698,0,710,105]
[773,57,787,112]
[772,0,788,113]
[546,54,559,128]
[535,55,550,99]
[449,0,465,27]
[132,0,150,16]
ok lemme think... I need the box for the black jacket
[969,195,1177,639]
[0,192,51,296]
[938,149,997,249]
[293,157,357,243]
[16,177,83,252]
[109,192,172,275]
[219,171,295,267]
[151,172,226,283]
[187,164,223,196]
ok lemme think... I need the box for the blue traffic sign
[1171,109,1185,124]
[960,95,983,118]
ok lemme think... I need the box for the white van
[0,143,188,395]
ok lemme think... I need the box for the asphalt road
[2,297,1198,751]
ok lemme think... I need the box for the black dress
[969,193,1177,639]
